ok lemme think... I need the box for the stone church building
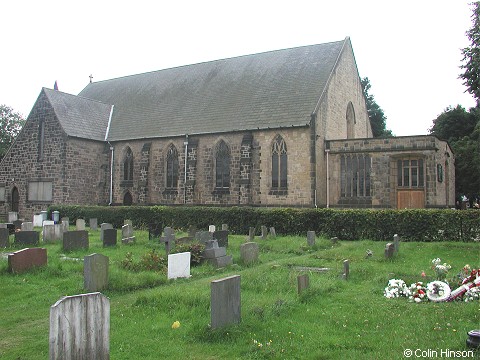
[0,37,455,219]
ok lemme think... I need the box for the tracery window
[166,145,179,188]
[215,140,230,188]
[272,135,287,189]
[123,147,133,182]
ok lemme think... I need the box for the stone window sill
[269,188,288,196]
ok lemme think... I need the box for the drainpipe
[108,142,114,205]
[325,149,330,208]
[184,134,189,204]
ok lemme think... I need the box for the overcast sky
[1,0,476,136]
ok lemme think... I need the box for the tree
[429,105,480,199]
[361,77,393,137]
[0,105,25,160]
[460,1,480,105]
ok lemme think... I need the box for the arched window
[123,191,133,206]
[166,144,179,188]
[11,187,19,212]
[123,147,133,181]
[215,140,230,188]
[272,135,287,189]
[346,102,355,139]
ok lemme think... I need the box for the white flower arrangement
[431,258,451,281]
[464,287,480,302]
[408,282,427,303]
[384,279,410,298]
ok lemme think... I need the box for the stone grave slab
[240,242,259,265]
[49,292,110,360]
[122,224,133,239]
[343,260,350,280]
[33,214,43,227]
[124,219,133,226]
[14,231,39,246]
[121,236,136,245]
[76,219,86,231]
[84,253,109,292]
[393,234,400,254]
[8,247,47,273]
[209,225,216,232]
[167,252,191,279]
[248,227,255,241]
[63,230,89,251]
[195,231,213,243]
[21,222,34,231]
[100,223,113,241]
[221,224,228,231]
[307,231,316,246]
[0,228,9,248]
[61,219,70,232]
[8,211,18,222]
[176,236,194,246]
[89,218,98,231]
[269,227,276,238]
[261,225,268,239]
[211,275,241,329]
[43,224,56,243]
[213,230,228,248]
[297,274,310,294]
[103,229,117,247]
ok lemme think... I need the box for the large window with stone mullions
[166,145,179,188]
[397,159,424,188]
[215,140,230,188]
[340,155,371,197]
[123,147,134,182]
[271,135,287,189]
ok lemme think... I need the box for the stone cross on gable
[160,227,175,255]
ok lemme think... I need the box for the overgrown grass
[0,229,479,359]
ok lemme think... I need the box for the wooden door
[397,190,424,209]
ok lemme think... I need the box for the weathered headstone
[209,225,216,233]
[14,231,39,246]
[49,292,110,360]
[124,219,133,226]
[343,259,350,280]
[385,243,395,259]
[204,239,232,268]
[61,217,69,224]
[248,227,255,241]
[176,236,193,246]
[84,253,109,292]
[89,218,98,231]
[121,236,136,245]
[167,252,191,279]
[21,222,34,231]
[63,230,89,251]
[122,224,133,239]
[330,237,338,244]
[33,214,43,227]
[240,242,259,265]
[195,230,213,243]
[269,227,276,238]
[213,230,228,248]
[0,228,9,248]
[148,222,162,240]
[76,219,86,231]
[8,211,18,222]
[297,274,310,294]
[393,234,400,254]
[307,231,316,246]
[61,219,70,232]
[221,224,228,231]
[187,225,197,237]
[160,227,175,254]
[43,224,56,243]
[8,247,47,273]
[103,229,117,247]
[261,226,268,240]
[100,223,113,241]
[211,275,241,329]
[43,220,55,227]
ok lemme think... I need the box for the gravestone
[307,231,316,246]
[385,243,395,259]
[343,260,350,280]
[330,237,338,244]
[8,211,18,222]
[0,228,9,248]
[297,274,310,294]
[269,227,276,238]
[21,222,34,231]
[204,239,232,268]
[209,225,216,233]
[89,218,98,231]
[100,223,113,241]
[261,225,268,240]
[76,219,86,231]
[211,275,241,329]
[8,247,47,273]
[195,230,213,243]
[14,231,39,246]
[187,225,197,237]
[221,224,228,231]
[63,230,89,251]
[176,236,194,246]
[248,227,255,241]
[61,217,69,224]
[213,230,228,248]
[0,223,6,228]
[13,219,23,231]
[167,252,191,279]
[61,219,70,232]
[121,236,136,245]
[33,214,43,227]
[43,224,56,243]
[160,227,175,255]
[124,219,133,226]
[240,242,259,265]
[49,292,110,360]
[122,224,133,239]
[148,222,162,240]
[103,229,117,247]
[84,253,109,292]
[393,234,400,254]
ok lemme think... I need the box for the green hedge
[48,205,480,242]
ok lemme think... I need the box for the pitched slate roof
[44,88,112,141]
[78,38,348,141]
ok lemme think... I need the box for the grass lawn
[0,228,479,359]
